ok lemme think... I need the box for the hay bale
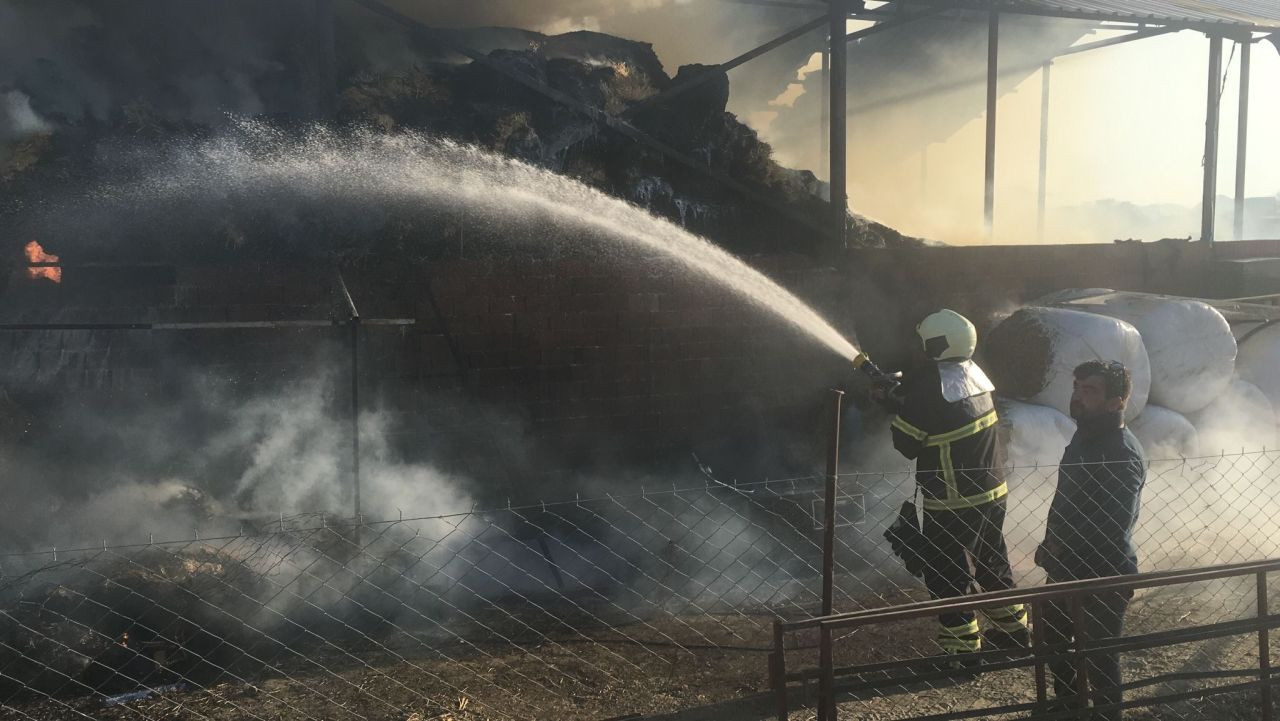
[1235,321,1280,413]
[983,307,1150,422]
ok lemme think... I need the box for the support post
[773,620,790,721]
[820,36,830,180]
[1037,61,1052,242]
[1260,571,1273,721]
[984,11,1000,238]
[822,389,844,617]
[818,624,835,721]
[1235,39,1251,241]
[350,317,361,522]
[1072,595,1090,720]
[1203,34,1223,243]
[829,0,848,247]
[1031,600,1049,707]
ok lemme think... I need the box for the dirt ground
[3,583,1272,721]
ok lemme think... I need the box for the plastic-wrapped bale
[1235,322,1280,413]
[1187,378,1277,454]
[994,399,1069,568]
[1082,295,1236,415]
[1129,404,1199,462]
[983,306,1150,422]
[995,398,1075,468]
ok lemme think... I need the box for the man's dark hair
[1074,360,1132,401]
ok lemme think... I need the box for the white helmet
[917,309,977,361]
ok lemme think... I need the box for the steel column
[1235,39,1252,241]
[1260,571,1273,721]
[1203,34,1224,243]
[829,0,848,247]
[984,11,1000,238]
[822,389,844,616]
[1037,61,1052,242]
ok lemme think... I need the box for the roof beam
[848,26,1176,116]
[892,0,1276,35]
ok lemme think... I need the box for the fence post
[1072,594,1090,721]
[822,389,844,618]
[1260,570,1272,721]
[1030,600,1048,707]
[772,619,789,721]
[818,623,834,721]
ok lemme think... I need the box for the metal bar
[345,0,836,243]
[821,389,844,616]
[773,620,789,721]
[848,27,1175,118]
[895,0,1276,35]
[820,35,829,180]
[1263,571,1273,721]
[1037,60,1052,242]
[829,0,848,248]
[788,556,1280,631]
[792,613,1280,684]
[818,624,834,721]
[984,10,999,238]
[25,262,172,268]
[1235,39,1252,240]
[1032,600,1048,707]
[1203,34,1224,243]
[1072,595,1089,720]
[622,16,827,119]
[350,317,361,522]
[0,320,409,331]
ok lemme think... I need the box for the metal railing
[774,559,1280,721]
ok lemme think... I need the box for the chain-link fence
[3,451,1280,720]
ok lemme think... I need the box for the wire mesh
[0,452,1277,720]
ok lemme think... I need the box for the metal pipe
[822,389,844,617]
[1037,61,1052,242]
[820,35,829,180]
[1031,600,1048,707]
[818,624,835,721]
[1261,571,1273,721]
[1203,34,1224,243]
[773,620,789,721]
[350,317,361,523]
[829,0,848,248]
[1235,39,1252,241]
[1071,595,1089,719]
[984,10,1000,238]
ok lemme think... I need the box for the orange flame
[24,240,61,284]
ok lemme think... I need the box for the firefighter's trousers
[921,496,1028,653]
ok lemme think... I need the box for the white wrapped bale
[1235,322,1280,412]
[983,307,1151,422]
[1187,378,1277,454]
[1129,404,1199,461]
[995,398,1075,468]
[1083,295,1236,415]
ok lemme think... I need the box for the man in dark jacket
[884,309,1029,660]
[1037,360,1146,721]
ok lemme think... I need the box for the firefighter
[875,309,1029,661]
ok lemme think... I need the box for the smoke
[0,367,472,552]
[0,0,333,134]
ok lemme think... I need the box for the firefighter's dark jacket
[888,362,1007,512]
[1043,414,1145,579]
